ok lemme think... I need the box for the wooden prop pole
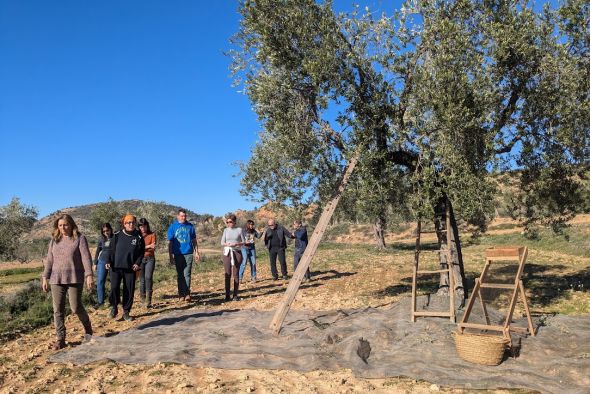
[269,154,359,335]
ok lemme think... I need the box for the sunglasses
[226,220,234,224]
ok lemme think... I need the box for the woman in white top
[221,214,245,301]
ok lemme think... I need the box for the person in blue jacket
[167,209,200,302]
[292,220,311,281]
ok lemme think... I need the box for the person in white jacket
[221,214,245,301]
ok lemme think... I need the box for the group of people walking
[42,209,308,350]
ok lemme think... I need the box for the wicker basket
[453,331,510,366]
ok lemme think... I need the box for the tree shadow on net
[136,309,240,330]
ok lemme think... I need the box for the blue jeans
[175,254,193,297]
[239,247,257,280]
[96,259,108,304]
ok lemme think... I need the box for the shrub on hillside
[0,197,38,261]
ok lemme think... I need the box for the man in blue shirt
[167,209,200,302]
[292,220,311,281]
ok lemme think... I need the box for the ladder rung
[413,311,452,317]
[417,269,450,274]
[458,322,530,333]
[479,283,516,289]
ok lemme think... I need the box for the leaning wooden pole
[269,154,359,335]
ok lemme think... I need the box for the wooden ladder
[411,201,456,322]
[269,154,359,335]
[458,246,535,340]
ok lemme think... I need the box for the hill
[30,199,211,241]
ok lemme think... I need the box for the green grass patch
[473,226,590,257]
[0,269,43,286]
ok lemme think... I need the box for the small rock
[209,383,219,390]
[177,383,193,389]
[429,384,440,391]
[246,387,255,393]
[340,378,347,385]
[240,374,250,381]
[105,375,115,382]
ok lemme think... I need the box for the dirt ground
[1,218,589,393]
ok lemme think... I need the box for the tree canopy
[231,0,589,245]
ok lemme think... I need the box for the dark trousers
[269,247,287,278]
[294,249,311,279]
[51,283,92,341]
[109,268,136,313]
[222,249,243,298]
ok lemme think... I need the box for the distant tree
[231,0,589,294]
[89,197,123,233]
[0,197,38,261]
[137,201,175,250]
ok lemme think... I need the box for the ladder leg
[519,280,535,336]
[411,221,421,322]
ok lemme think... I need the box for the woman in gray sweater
[221,214,245,301]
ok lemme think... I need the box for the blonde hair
[52,214,80,242]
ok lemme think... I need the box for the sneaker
[224,295,231,302]
[251,278,257,283]
[282,275,289,280]
[273,276,279,281]
[232,295,240,301]
[93,303,103,310]
[108,307,117,319]
[83,333,93,343]
[123,312,134,322]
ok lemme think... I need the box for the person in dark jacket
[94,223,113,308]
[263,219,292,280]
[106,214,144,321]
[292,220,311,281]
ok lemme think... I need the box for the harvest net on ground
[51,296,590,393]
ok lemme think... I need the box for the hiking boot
[224,295,231,302]
[232,295,240,302]
[108,307,118,319]
[93,302,103,310]
[123,312,134,322]
[140,293,146,303]
[145,292,153,308]
[272,276,279,281]
[83,333,93,343]
[282,275,289,280]
[51,339,66,350]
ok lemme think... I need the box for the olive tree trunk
[373,216,387,250]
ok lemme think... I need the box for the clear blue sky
[0,1,264,218]
[0,1,395,218]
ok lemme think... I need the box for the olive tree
[231,0,589,296]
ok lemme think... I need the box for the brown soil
[1,216,589,393]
